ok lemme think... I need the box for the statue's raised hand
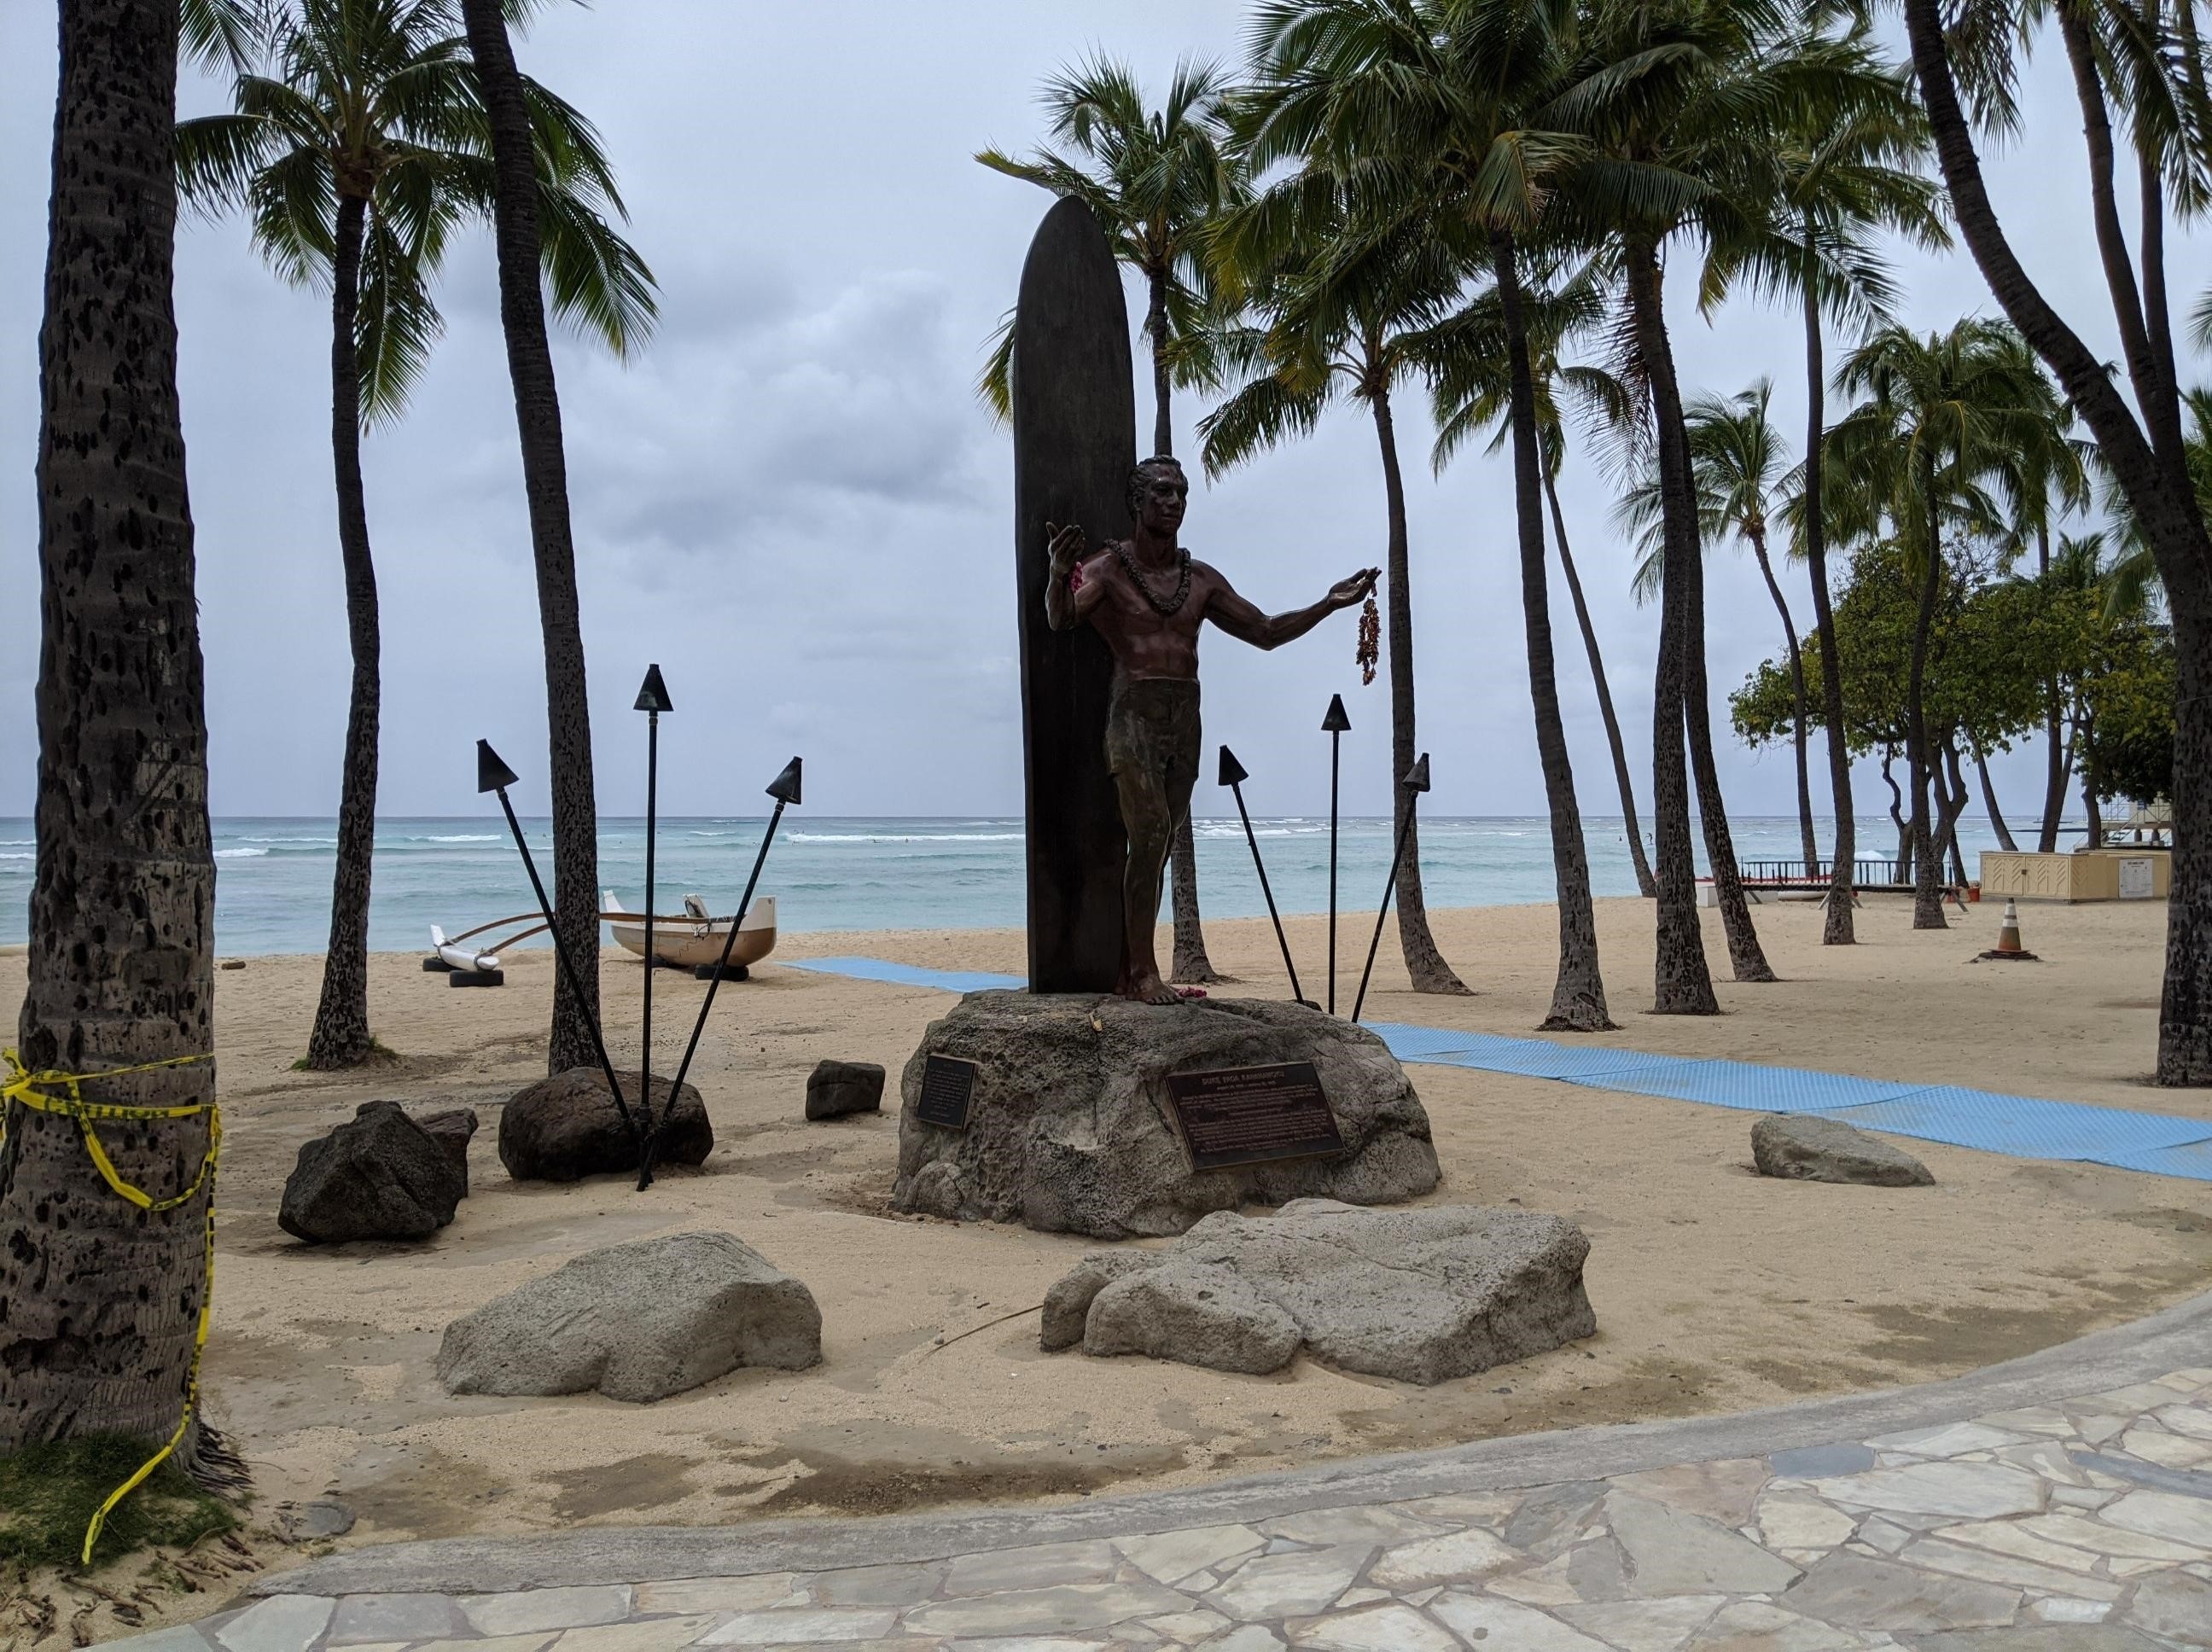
[1329,567,1381,609]
[1046,521,1087,569]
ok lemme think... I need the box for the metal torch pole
[491,785,639,1149]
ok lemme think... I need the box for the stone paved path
[112,1358,2212,1651]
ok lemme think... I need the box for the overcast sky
[0,3,2197,824]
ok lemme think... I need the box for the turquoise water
[0,813,2013,956]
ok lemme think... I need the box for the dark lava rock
[498,1067,711,1183]
[413,1107,479,1194]
[806,1059,886,1120]
[279,1100,467,1243]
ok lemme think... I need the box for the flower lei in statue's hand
[1357,594,1380,685]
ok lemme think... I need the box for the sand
[5,891,2210,1633]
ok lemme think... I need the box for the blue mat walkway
[778,956,2212,1184]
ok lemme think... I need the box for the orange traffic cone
[1976,896,2040,962]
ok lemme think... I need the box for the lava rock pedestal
[890,992,1441,1238]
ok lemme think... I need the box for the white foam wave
[787,832,1024,844]
[0,852,32,861]
[214,846,270,858]
[426,834,501,842]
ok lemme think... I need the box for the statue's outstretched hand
[1046,521,1087,569]
[1330,567,1382,609]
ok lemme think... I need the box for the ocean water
[0,813,2017,956]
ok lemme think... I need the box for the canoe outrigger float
[425,893,777,985]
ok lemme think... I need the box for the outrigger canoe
[424,893,777,975]
[602,891,777,970]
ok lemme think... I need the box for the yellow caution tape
[1,1048,218,1564]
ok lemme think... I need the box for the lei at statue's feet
[1119,967,1184,1006]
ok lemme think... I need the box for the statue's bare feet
[1121,969,1182,1006]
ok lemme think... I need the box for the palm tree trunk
[1883,747,1908,877]
[1624,238,1718,1015]
[2057,5,2182,462]
[1802,275,1854,941]
[2081,707,2105,847]
[305,192,380,1069]
[1745,523,1817,876]
[1938,734,1971,887]
[1904,0,2212,1082]
[1542,453,1657,899]
[1145,267,1173,458]
[1906,469,1947,928]
[1498,235,1611,1028]
[462,0,602,1073]
[1636,250,1773,982]
[2037,525,2067,852]
[4,0,224,1469]
[1168,813,1225,984]
[2040,695,2070,852]
[1371,382,1467,995]
[1144,270,1220,985]
[1975,743,2017,851]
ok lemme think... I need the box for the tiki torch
[1353,753,1430,1022]
[476,740,640,1154]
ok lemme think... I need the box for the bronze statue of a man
[1046,456,1378,1004]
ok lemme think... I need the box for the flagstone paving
[115,1360,2212,1651]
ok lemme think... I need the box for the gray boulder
[892,992,1440,1238]
[1752,1114,1934,1187]
[436,1230,821,1401]
[279,1101,467,1244]
[414,1107,479,1193]
[1045,1199,1596,1385]
[498,1067,712,1183]
[806,1059,885,1120]
[1040,1250,1159,1351]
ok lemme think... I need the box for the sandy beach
[6,892,2209,1635]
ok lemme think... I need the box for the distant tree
[978,55,1246,984]
[1826,320,2058,926]
[1236,0,1615,1029]
[1900,0,2212,1084]
[1427,270,1661,900]
[1201,172,1470,994]
[178,0,655,1069]
[1703,20,1945,941]
[1627,381,1821,877]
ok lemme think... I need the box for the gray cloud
[0,2,2201,834]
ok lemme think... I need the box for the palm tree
[1706,39,1945,941]
[1563,0,1834,997]
[1237,0,1615,1030]
[978,57,1245,983]
[1828,319,2056,928]
[177,0,655,1070]
[4,0,227,1479]
[1426,270,1659,899]
[457,0,637,1071]
[1200,174,1470,996]
[1900,0,2212,1084]
[1629,381,1819,875]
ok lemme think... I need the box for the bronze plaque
[915,1055,977,1130]
[1164,1062,1344,1172]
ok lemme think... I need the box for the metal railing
[1735,858,1910,887]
